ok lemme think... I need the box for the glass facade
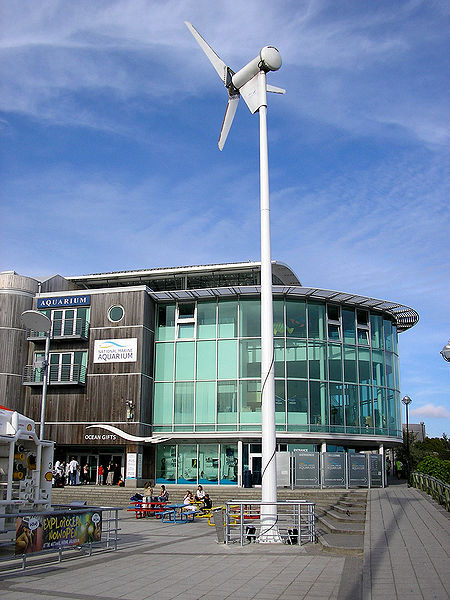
[153,296,401,437]
[155,443,238,485]
[153,296,402,484]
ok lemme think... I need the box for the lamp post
[401,395,412,486]
[21,310,51,440]
[440,340,450,362]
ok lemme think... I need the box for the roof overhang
[148,284,419,332]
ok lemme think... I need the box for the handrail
[224,500,315,546]
[411,472,450,511]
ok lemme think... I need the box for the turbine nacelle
[232,46,282,89]
[185,22,285,150]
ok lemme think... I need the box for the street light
[402,395,412,486]
[21,310,51,440]
[440,340,450,362]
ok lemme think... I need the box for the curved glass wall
[153,297,400,438]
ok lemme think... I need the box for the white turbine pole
[257,71,281,543]
[184,23,284,543]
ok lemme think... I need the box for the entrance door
[249,454,262,486]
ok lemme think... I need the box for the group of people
[53,458,90,486]
[183,485,213,513]
[53,458,124,486]
[135,483,212,513]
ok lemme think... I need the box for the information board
[323,453,346,487]
[348,453,368,487]
[369,454,383,487]
[294,452,320,488]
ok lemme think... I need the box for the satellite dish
[21,310,51,332]
[185,22,285,150]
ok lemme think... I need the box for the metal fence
[23,363,87,385]
[0,505,121,572]
[224,500,315,546]
[411,472,450,512]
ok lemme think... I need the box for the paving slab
[363,484,450,600]
[0,484,448,600]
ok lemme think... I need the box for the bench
[156,508,196,523]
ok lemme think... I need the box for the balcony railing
[26,319,89,341]
[23,364,87,386]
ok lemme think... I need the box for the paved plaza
[0,484,448,600]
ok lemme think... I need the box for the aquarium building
[0,261,418,486]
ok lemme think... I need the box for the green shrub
[416,455,450,484]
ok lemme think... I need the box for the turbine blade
[185,21,228,85]
[218,95,239,150]
[267,84,286,94]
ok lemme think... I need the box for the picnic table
[157,503,197,523]
[127,500,168,519]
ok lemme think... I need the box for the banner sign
[37,295,91,308]
[126,453,137,479]
[94,338,137,363]
[294,452,320,488]
[369,454,383,487]
[323,453,346,487]
[348,454,368,487]
[15,511,102,555]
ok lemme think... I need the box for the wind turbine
[185,21,285,543]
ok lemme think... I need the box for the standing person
[386,457,391,478]
[195,484,205,501]
[106,461,114,485]
[113,462,121,485]
[83,463,89,484]
[97,464,104,485]
[395,459,403,479]
[68,457,79,486]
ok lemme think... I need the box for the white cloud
[410,404,450,419]
[0,1,448,144]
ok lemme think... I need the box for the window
[327,305,341,340]
[239,299,260,337]
[41,307,89,337]
[357,309,369,345]
[217,381,237,424]
[108,305,124,323]
[176,303,195,338]
[286,299,306,337]
[35,351,87,384]
[156,305,175,341]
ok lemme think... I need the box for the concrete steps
[51,485,367,556]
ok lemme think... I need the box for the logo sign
[294,452,320,488]
[37,295,91,308]
[348,454,368,487]
[94,338,137,363]
[323,453,346,488]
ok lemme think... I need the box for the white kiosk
[0,405,53,531]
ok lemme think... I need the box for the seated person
[143,482,153,502]
[183,490,197,513]
[157,484,169,502]
[201,493,213,512]
[195,484,205,501]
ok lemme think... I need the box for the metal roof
[148,285,419,332]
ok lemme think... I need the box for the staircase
[51,485,367,555]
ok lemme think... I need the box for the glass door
[249,454,262,486]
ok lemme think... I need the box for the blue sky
[1,1,449,437]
